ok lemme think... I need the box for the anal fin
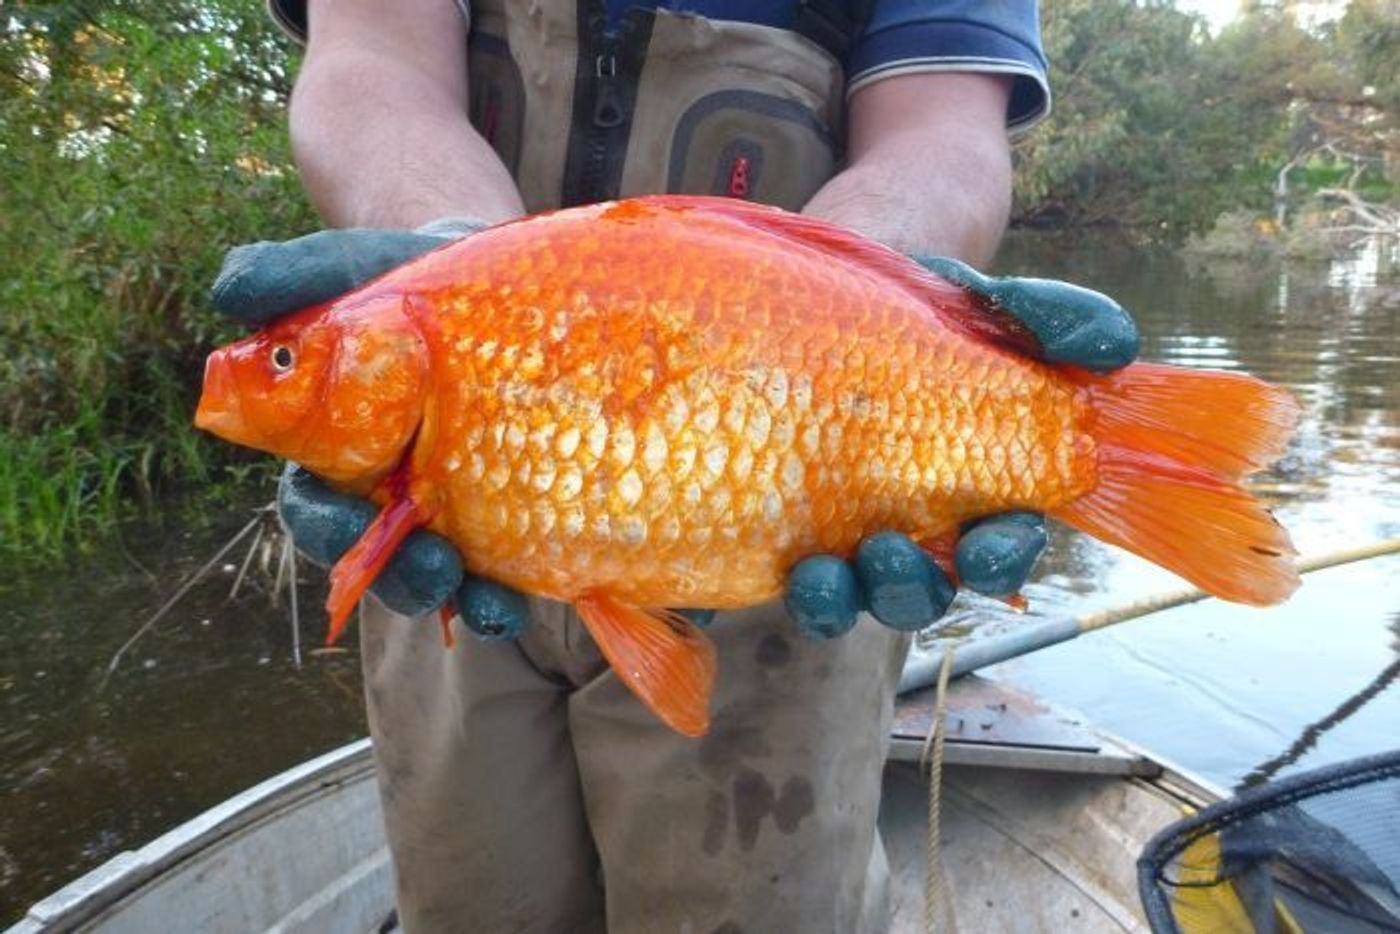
[438,604,457,649]
[917,532,960,586]
[574,591,717,737]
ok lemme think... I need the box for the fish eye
[270,345,295,373]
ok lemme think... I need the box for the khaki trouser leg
[361,598,907,933]
[570,605,909,934]
[360,601,605,934]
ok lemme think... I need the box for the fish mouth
[194,350,255,445]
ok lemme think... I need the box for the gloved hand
[211,226,1137,643]
[212,219,528,640]
[915,256,1137,371]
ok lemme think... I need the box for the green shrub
[1,1,313,559]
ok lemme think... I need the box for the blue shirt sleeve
[266,0,470,44]
[848,0,1050,133]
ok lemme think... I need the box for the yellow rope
[921,644,958,934]
[1076,537,1400,633]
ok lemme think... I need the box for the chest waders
[465,1,853,212]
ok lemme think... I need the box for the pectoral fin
[574,591,717,737]
[325,494,425,644]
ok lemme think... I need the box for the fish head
[195,296,429,491]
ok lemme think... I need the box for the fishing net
[1138,749,1400,933]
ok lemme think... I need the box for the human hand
[212,221,530,640]
[782,256,1139,639]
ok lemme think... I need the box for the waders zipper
[561,5,652,206]
[578,49,621,199]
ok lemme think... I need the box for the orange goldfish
[195,196,1299,736]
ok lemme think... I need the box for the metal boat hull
[10,678,1219,933]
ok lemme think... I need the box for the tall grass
[1,2,314,561]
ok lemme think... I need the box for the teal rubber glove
[276,462,527,639]
[915,256,1138,371]
[212,228,1137,642]
[212,219,482,325]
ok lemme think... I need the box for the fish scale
[390,201,1094,608]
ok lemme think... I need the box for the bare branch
[1313,188,1400,235]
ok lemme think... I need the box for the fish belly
[416,203,1096,608]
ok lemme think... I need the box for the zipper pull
[593,54,623,128]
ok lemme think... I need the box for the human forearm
[802,149,1010,266]
[803,73,1013,266]
[291,48,523,229]
[291,1,523,230]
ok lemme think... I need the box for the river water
[982,233,1400,789]
[2,234,1397,921]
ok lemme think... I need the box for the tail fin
[1050,363,1301,605]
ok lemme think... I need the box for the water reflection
[982,233,1400,791]
[0,509,364,921]
[1240,616,1400,788]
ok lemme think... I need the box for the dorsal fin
[635,195,1040,356]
